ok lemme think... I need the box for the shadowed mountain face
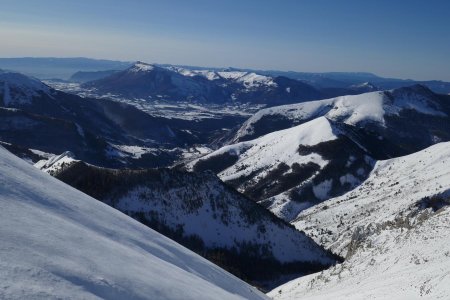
[0,71,246,168]
[40,159,338,290]
[189,86,450,222]
[81,62,324,106]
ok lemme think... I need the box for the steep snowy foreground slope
[269,142,450,299]
[0,146,268,300]
[35,153,337,288]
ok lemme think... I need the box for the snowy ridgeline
[270,142,450,299]
[167,65,278,88]
[189,84,449,224]
[0,146,268,300]
[189,116,374,221]
[188,116,337,183]
[234,85,446,142]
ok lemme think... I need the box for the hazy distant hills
[1,57,449,94]
[0,57,131,80]
[70,69,122,83]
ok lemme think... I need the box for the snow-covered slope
[294,141,450,256]
[189,117,375,221]
[234,85,448,143]
[191,117,337,182]
[190,86,449,221]
[0,145,268,300]
[269,142,450,299]
[37,157,337,288]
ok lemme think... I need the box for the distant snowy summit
[81,61,323,105]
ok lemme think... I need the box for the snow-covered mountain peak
[190,116,337,178]
[234,85,448,142]
[217,71,277,88]
[0,71,52,106]
[128,61,156,73]
[349,81,378,90]
[389,84,447,116]
[166,66,221,81]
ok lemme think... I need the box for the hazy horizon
[1,0,449,81]
[1,56,448,83]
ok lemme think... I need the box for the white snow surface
[269,142,450,300]
[293,142,450,256]
[218,71,277,88]
[167,66,277,88]
[128,62,155,73]
[189,116,336,183]
[0,146,268,300]
[33,152,335,267]
[235,89,446,141]
[167,67,221,81]
[112,145,157,159]
[34,151,76,173]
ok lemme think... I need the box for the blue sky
[1,0,449,80]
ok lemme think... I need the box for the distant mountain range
[0,57,131,80]
[1,57,449,94]
[81,62,324,106]
[0,70,245,168]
